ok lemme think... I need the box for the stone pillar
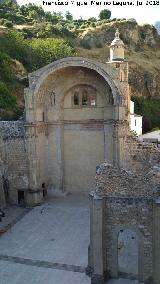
[104,123,114,165]
[113,122,120,167]
[153,197,160,284]
[89,192,107,284]
[113,121,125,168]
[25,125,43,206]
[55,123,64,192]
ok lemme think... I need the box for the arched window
[72,87,97,108]
[73,92,79,106]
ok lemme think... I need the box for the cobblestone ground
[0,195,142,284]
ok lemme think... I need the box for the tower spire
[115,28,120,39]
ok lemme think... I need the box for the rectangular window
[82,94,88,106]
[74,93,79,105]
[90,99,96,106]
[135,119,137,126]
[82,94,96,107]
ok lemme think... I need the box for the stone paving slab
[0,254,86,273]
[0,260,90,284]
[0,205,29,234]
[0,195,90,267]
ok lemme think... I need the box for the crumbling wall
[95,163,160,197]
[94,161,160,282]
[122,133,160,174]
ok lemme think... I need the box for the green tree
[44,11,53,22]
[0,31,30,67]
[98,9,111,20]
[132,96,160,132]
[88,17,97,22]
[65,11,73,21]
[29,38,75,70]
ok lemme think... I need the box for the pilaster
[55,122,64,192]
[88,192,107,284]
[153,197,160,284]
[25,124,43,206]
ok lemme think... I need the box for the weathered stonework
[0,121,28,206]
[89,149,160,283]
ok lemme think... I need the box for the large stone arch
[27,57,122,107]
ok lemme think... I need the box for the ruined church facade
[0,29,129,206]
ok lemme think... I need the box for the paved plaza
[0,195,142,284]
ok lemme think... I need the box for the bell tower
[110,29,124,62]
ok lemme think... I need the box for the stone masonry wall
[122,133,160,174]
[0,121,28,205]
[94,152,160,282]
[105,197,153,282]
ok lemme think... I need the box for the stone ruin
[88,133,160,284]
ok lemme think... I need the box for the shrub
[0,81,16,109]
[0,31,28,65]
[28,38,75,70]
[0,51,14,83]
[3,20,13,28]
[88,17,97,22]
[91,22,96,28]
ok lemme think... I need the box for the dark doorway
[42,183,47,197]
[18,190,25,205]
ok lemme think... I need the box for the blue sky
[17,0,160,24]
